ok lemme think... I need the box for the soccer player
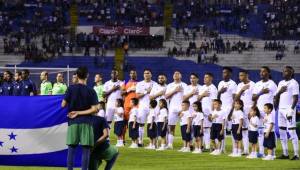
[217,67,237,153]
[121,69,138,142]
[235,70,255,155]
[165,71,187,149]
[104,69,123,125]
[183,73,202,110]
[252,66,277,157]
[61,67,99,170]
[198,73,217,151]
[178,100,192,152]
[89,115,119,170]
[2,70,13,96]
[150,73,167,104]
[12,71,22,96]
[136,69,157,146]
[20,69,37,96]
[262,103,276,161]
[275,66,299,160]
[94,73,104,102]
[40,71,52,95]
[209,99,226,155]
[52,73,67,95]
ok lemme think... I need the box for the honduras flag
[0,96,81,167]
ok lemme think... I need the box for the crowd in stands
[263,0,300,39]
[78,0,163,26]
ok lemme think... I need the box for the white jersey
[236,81,255,107]
[166,82,187,111]
[97,109,105,117]
[218,79,237,108]
[211,109,226,124]
[150,83,167,102]
[180,110,192,126]
[156,108,168,123]
[253,80,277,111]
[184,84,202,105]
[199,84,217,127]
[114,107,124,122]
[277,79,299,109]
[136,80,157,108]
[147,109,157,124]
[231,110,244,125]
[129,107,138,122]
[192,112,204,126]
[263,113,275,132]
[249,116,260,131]
[104,80,123,108]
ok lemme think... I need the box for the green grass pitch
[1,125,300,170]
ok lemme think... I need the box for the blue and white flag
[0,96,80,167]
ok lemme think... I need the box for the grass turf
[1,125,300,170]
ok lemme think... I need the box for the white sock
[233,148,237,154]
[279,129,288,156]
[242,130,249,154]
[258,129,264,154]
[204,128,211,149]
[238,149,242,155]
[138,127,144,144]
[289,129,299,157]
[168,134,174,146]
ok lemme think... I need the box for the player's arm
[150,88,165,100]
[274,85,286,109]
[96,127,109,144]
[237,118,243,134]
[265,123,273,138]
[165,86,181,99]
[104,85,119,98]
[291,95,298,110]
[220,119,225,135]
[68,105,99,118]
[200,119,204,134]
[186,117,192,133]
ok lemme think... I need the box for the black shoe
[190,145,195,151]
[278,155,289,159]
[242,153,249,156]
[138,143,143,147]
[290,155,299,160]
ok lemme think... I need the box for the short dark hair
[150,100,158,108]
[223,67,233,73]
[22,69,30,75]
[285,66,294,78]
[190,73,199,78]
[16,71,22,76]
[95,73,102,77]
[76,67,88,79]
[239,69,248,74]
[144,68,152,73]
[158,73,167,77]
[193,101,202,112]
[131,98,139,106]
[204,72,214,78]
[213,99,222,105]
[116,99,124,107]
[264,103,273,111]
[261,66,271,73]
[182,100,190,105]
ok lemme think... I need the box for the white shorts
[105,107,115,122]
[243,106,251,129]
[137,107,149,124]
[202,107,212,128]
[168,108,180,125]
[278,108,296,128]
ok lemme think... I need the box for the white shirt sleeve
[136,82,144,94]
[292,81,300,95]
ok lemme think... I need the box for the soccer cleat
[166,144,173,150]
[290,155,299,160]
[156,146,166,151]
[182,147,191,153]
[232,153,242,157]
[246,153,257,159]
[278,155,289,159]
[138,143,144,147]
[192,149,202,154]
[178,147,186,152]
[262,155,274,161]
[228,153,236,157]
[214,150,221,155]
[129,143,138,149]
[116,143,124,147]
[209,150,217,155]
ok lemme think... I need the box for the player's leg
[278,109,289,159]
[167,110,178,149]
[81,146,91,170]
[287,110,299,160]
[138,107,148,146]
[67,145,77,170]
[242,106,250,155]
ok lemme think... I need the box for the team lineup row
[91,66,299,161]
